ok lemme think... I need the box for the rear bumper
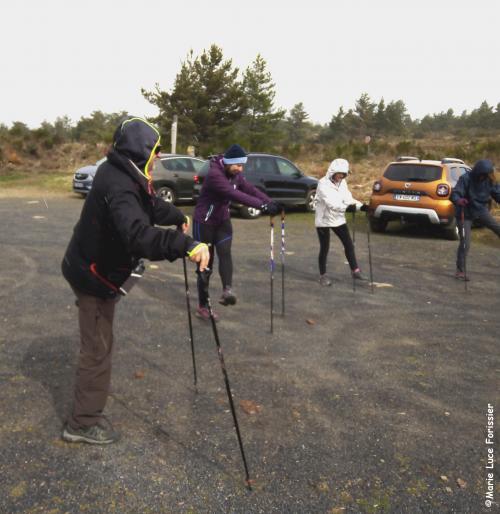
[373,205,443,224]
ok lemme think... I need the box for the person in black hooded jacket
[450,159,500,280]
[61,117,209,444]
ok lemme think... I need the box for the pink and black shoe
[352,268,368,281]
[196,305,219,321]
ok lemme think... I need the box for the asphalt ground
[0,196,498,514]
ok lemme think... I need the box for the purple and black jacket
[193,155,271,226]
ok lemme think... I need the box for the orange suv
[368,157,471,239]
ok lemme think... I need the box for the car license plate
[74,183,85,188]
[393,193,420,201]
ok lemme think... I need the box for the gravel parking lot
[0,196,498,513]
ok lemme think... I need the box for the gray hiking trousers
[456,211,500,272]
[68,288,119,429]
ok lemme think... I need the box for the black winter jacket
[450,159,500,220]
[62,118,196,298]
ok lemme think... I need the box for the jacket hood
[211,154,224,165]
[211,154,227,174]
[109,117,161,178]
[325,158,350,180]
[471,159,494,178]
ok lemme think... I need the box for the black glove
[261,201,281,216]
[360,204,368,212]
[345,204,356,213]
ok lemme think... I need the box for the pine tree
[238,54,285,151]
[384,100,409,135]
[287,102,309,143]
[142,45,246,155]
[354,93,376,133]
[373,98,388,135]
[329,106,346,139]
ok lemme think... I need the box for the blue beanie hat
[223,144,247,165]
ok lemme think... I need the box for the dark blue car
[193,153,318,218]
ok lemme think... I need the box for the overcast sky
[1,0,499,128]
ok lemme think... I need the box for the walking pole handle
[196,268,212,296]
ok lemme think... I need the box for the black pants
[193,219,233,306]
[316,224,358,275]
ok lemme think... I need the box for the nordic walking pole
[366,212,375,294]
[280,209,285,317]
[270,216,275,333]
[461,208,468,293]
[352,208,356,293]
[182,256,198,389]
[197,269,253,490]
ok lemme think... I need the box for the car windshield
[384,164,442,182]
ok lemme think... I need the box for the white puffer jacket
[314,167,362,227]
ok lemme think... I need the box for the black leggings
[193,219,233,306]
[316,224,358,275]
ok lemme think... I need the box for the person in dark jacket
[193,144,280,320]
[450,159,500,280]
[61,117,209,444]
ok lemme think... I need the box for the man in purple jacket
[193,144,280,320]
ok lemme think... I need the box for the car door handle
[173,173,179,177]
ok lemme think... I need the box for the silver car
[72,157,107,196]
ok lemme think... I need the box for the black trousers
[193,219,233,306]
[316,224,358,275]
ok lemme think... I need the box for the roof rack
[441,157,465,164]
[396,156,420,162]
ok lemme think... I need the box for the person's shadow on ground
[20,336,76,422]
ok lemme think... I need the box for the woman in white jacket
[315,158,368,286]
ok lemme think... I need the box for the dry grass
[0,142,106,177]
[296,154,393,203]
